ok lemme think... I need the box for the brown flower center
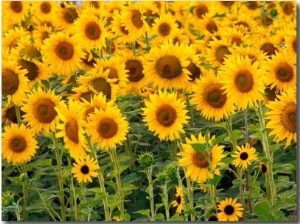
[283,2,294,15]
[281,103,296,133]
[234,70,254,93]
[5,106,19,123]
[125,59,144,82]
[81,91,94,102]
[91,78,111,99]
[131,10,143,28]
[156,104,177,127]
[187,61,201,81]
[105,67,119,84]
[206,20,218,34]
[10,1,22,13]
[275,62,294,83]
[84,107,95,120]
[240,152,249,160]
[17,59,39,81]
[55,41,74,60]
[144,11,159,27]
[195,5,208,19]
[176,195,182,204]
[235,21,250,31]
[85,21,101,40]
[292,38,296,53]
[158,22,171,36]
[63,8,79,24]
[231,37,242,46]
[246,1,258,10]
[40,2,51,13]
[155,55,182,79]
[215,46,231,64]
[81,165,89,174]
[204,84,227,108]
[2,69,20,95]
[224,205,235,215]
[9,135,27,153]
[65,118,79,144]
[193,152,210,168]
[221,1,235,7]
[260,43,278,57]
[120,25,129,35]
[21,46,42,59]
[33,98,57,123]
[97,118,118,139]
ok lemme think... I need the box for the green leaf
[155,213,165,221]
[211,133,227,146]
[209,175,222,186]
[134,209,150,217]
[191,143,207,153]
[121,172,140,184]
[254,199,271,216]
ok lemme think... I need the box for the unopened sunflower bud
[2,192,14,207]
[19,173,29,182]
[165,161,178,181]
[156,172,167,184]
[138,152,154,167]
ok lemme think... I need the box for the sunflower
[11,36,42,60]
[73,12,107,50]
[2,1,31,29]
[41,31,85,76]
[80,50,97,71]
[2,123,38,166]
[30,1,58,23]
[217,198,244,221]
[71,85,95,103]
[2,102,25,125]
[31,24,53,48]
[219,55,265,110]
[231,143,258,170]
[177,132,226,183]
[263,50,296,92]
[189,2,214,20]
[2,27,30,51]
[220,25,250,47]
[120,50,148,95]
[71,155,99,183]
[2,60,29,106]
[85,106,129,151]
[143,43,190,90]
[194,13,219,34]
[81,92,114,121]
[265,87,297,148]
[77,67,120,102]
[56,2,79,33]
[190,70,235,122]
[206,38,232,67]
[55,99,88,160]
[253,34,280,58]
[22,88,61,134]
[151,13,180,45]
[170,186,184,214]
[142,90,189,141]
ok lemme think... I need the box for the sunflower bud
[165,161,178,181]
[156,172,167,184]
[19,173,29,182]
[138,152,154,167]
[270,8,278,18]
[2,192,14,207]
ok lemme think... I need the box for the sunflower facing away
[170,186,184,214]
[143,43,190,90]
[142,90,189,141]
[219,55,265,110]
[265,87,297,148]
[177,132,226,183]
[41,31,84,76]
[71,155,99,183]
[55,99,88,160]
[190,69,235,122]
[231,143,258,170]
[217,198,244,221]
[22,88,62,135]
[85,105,129,151]
[2,123,38,165]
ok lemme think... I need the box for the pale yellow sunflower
[190,70,235,122]
[85,106,129,151]
[142,90,189,141]
[2,123,38,166]
[217,198,244,221]
[55,99,88,160]
[265,87,297,148]
[22,88,61,134]
[71,155,99,183]
[41,31,85,76]
[177,132,226,184]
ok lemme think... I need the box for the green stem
[147,165,155,221]
[185,93,194,128]
[238,168,245,221]
[225,116,238,150]
[176,168,188,221]
[68,157,78,221]
[256,101,276,205]
[14,104,22,126]
[109,148,125,220]
[89,139,111,221]
[186,178,195,221]
[162,182,170,221]
[21,182,28,221]
[52,134,66,221]
[33,182,58,221]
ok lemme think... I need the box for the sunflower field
[1,0,297,222]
